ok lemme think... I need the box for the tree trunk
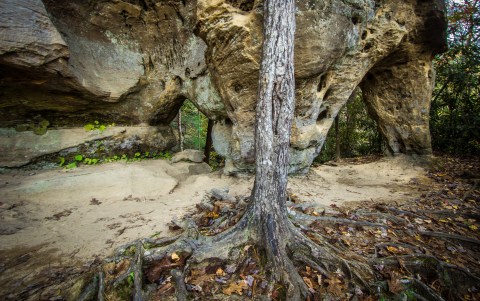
[242,0,305,297]
[177,111,184,152]
[204,119,214,164]
[335,115,341,161]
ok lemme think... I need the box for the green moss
[124,245,137,256]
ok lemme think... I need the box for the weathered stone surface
[172,149,204,163]
[198,0,446,172]
[0,126,176,167]
[0,0,446,172]
[188,163,212,175]
[0,0,68,68]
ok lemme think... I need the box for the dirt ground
[0,155,429,299]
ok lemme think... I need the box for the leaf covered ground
[119,155,479,301]
[2,155,479,300]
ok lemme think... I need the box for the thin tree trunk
[204,119,214,164]
[177,111,184,152]
[335,115,341,161]
[197,108,201,150]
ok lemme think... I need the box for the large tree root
[77,212,375,300]
[74,189,480,301]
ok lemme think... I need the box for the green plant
[315,91,382,163]
[33,119,50,135]
[155,151,172,160]
[58,157,65,167]
[430,0,480,155]
[66,162,77,169]
[208,151,225,170]
[84,120,110,133]
[171,100,209,150]
[74,154,83,162]
[83,158,99,165]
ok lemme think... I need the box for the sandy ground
[0,155,429,297]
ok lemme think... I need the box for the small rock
[188,163,211,175]
[171,149,204,163]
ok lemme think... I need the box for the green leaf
[58,157,65,167]
[84,124,95,131]
[75,155,83,162]
[66,162,77,169]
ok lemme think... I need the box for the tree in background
[317,90,383,163]
[431,0,480,154]
[173,101,209,151]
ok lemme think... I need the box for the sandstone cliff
[0,0,446,170]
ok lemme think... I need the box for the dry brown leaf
[305,266,312,275]
[303,277,314,289]
[171,252,180,262]
[387,271,405,294]
[325,276,343,296]
[157,282,173,294]
[386,246,400,254]
[223,280,248,296]
[216,267,226,277]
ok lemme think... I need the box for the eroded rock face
[0,0,446,170]
[199,0,446,172]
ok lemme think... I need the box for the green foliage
[83,158,99,165]
[66,162,77,169]
[57,150,173,169]
[209,151,225,171]
[58,157,65,167]
[173,101,209,150]
[84,120,113,132]
[16,119,50,135]
[431,0,480,154]
[316,92,382,163]
[154,151,172,160]
[33,119,50,135]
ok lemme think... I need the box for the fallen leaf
[303,277,314,289]
[305,266,312,275]
[387,271,404,294]
[469,225,478,231]
[386,246,400,254]
[216,268,226,277]
[223,280,248,296]
[171,252,180,262]
[325,276,343,296]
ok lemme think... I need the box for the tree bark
[335,115,341,161]
[177,111,184,152]
[242,0,304,297]
[204,119,214,164]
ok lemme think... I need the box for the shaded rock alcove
[0,0,446,171]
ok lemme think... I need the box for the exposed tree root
[371,254,480,300]
[75,203,377,300]
[292,210,389,229]
[419,230,480,245]
[73,176,479,301]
